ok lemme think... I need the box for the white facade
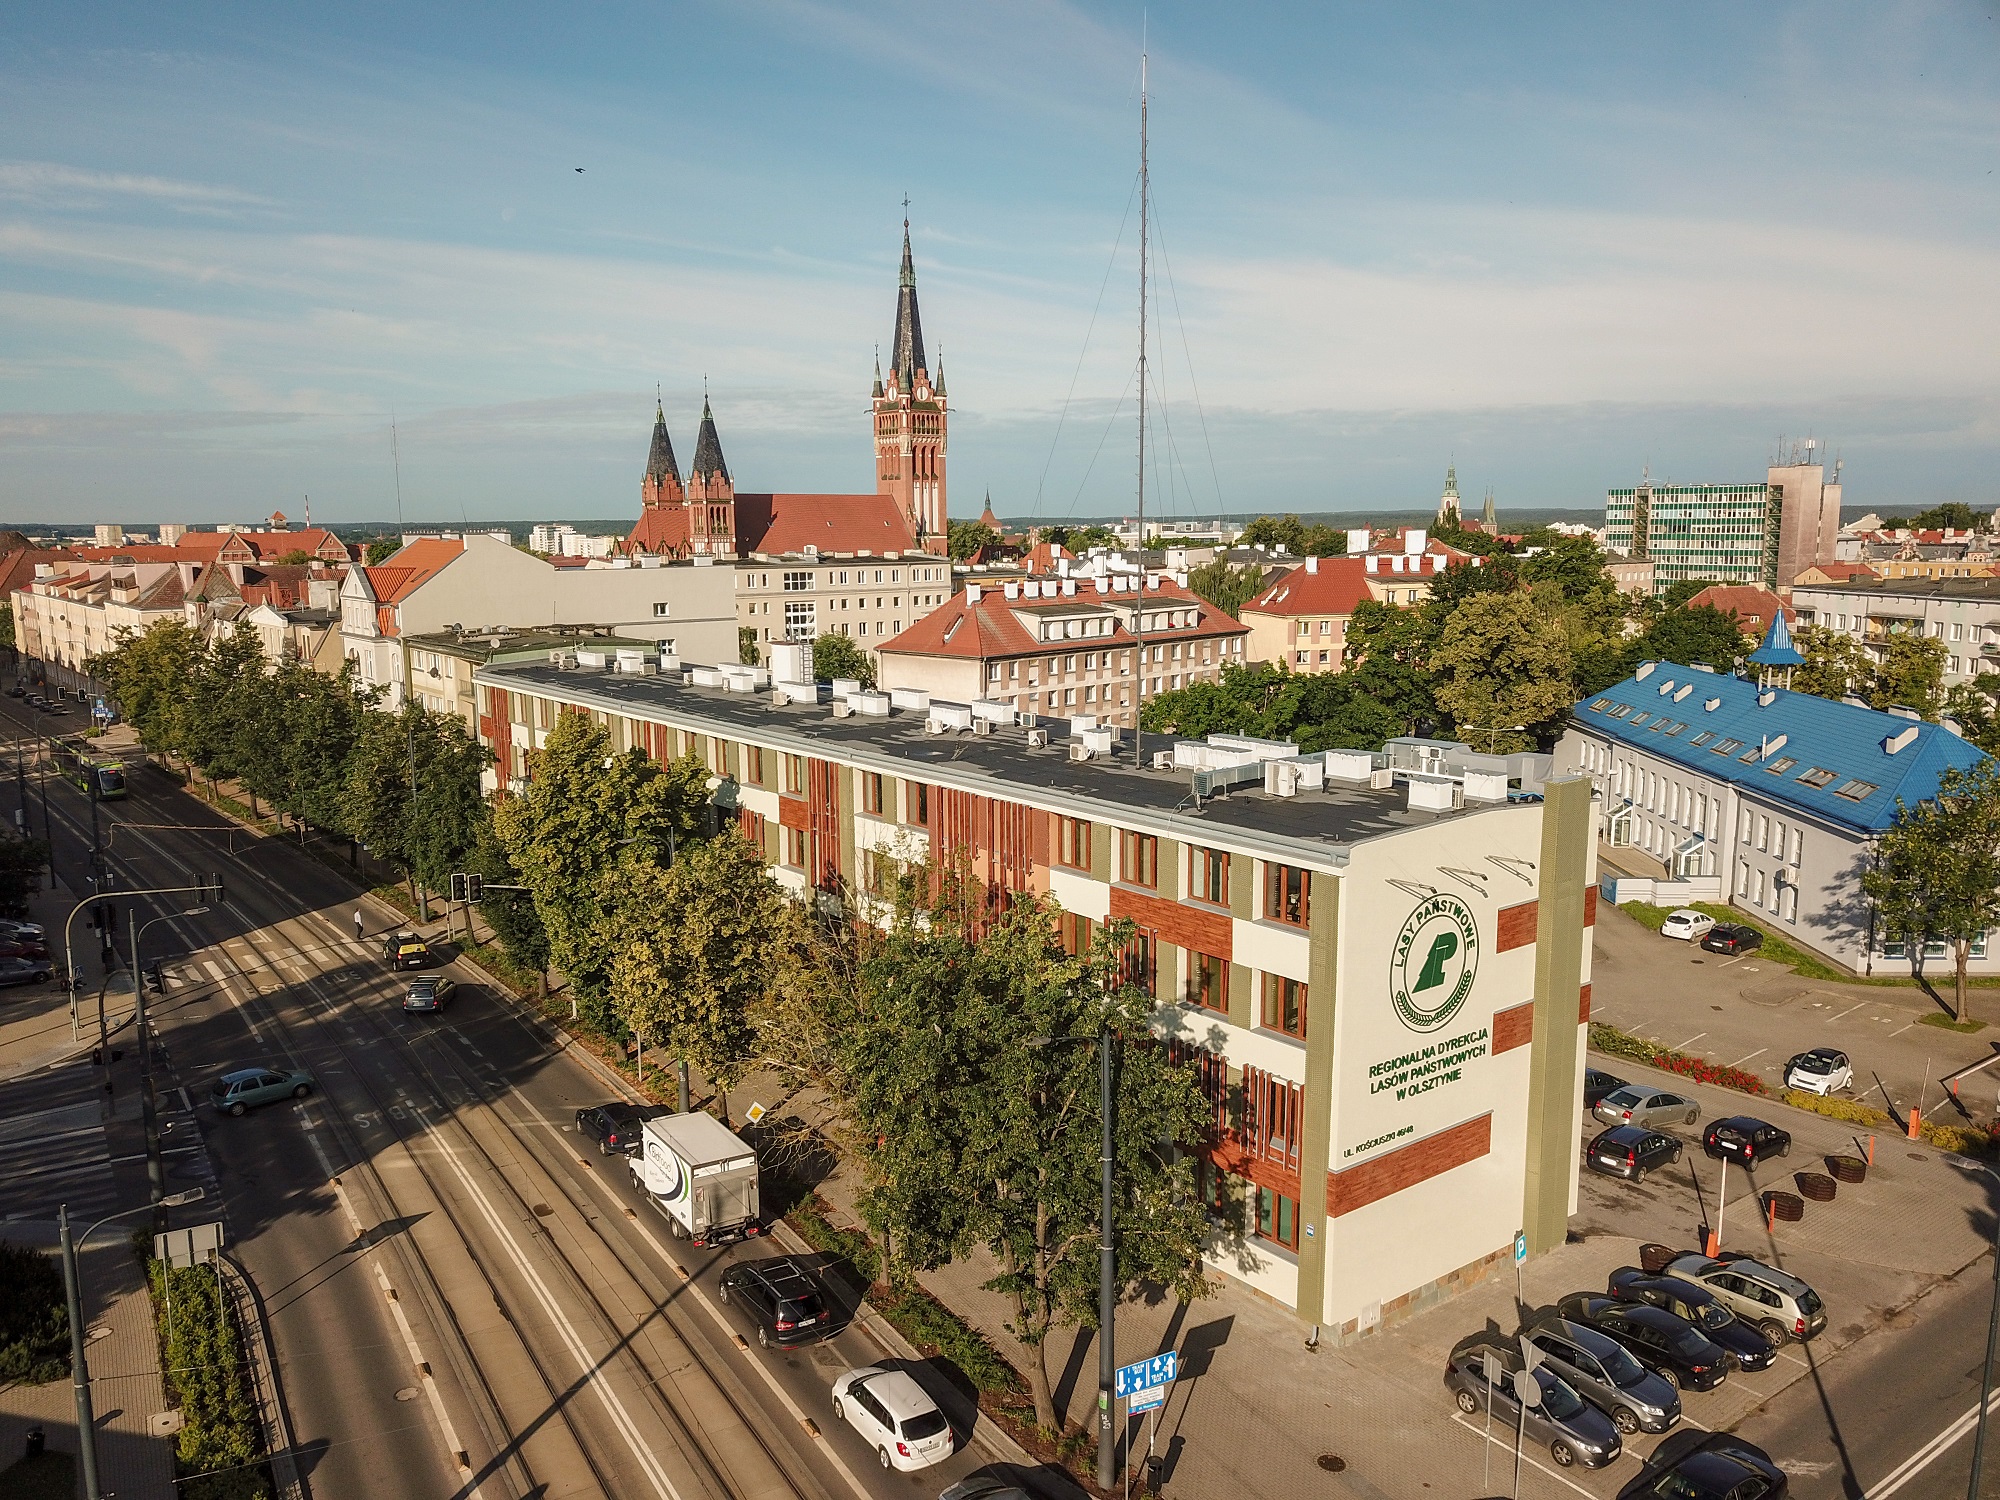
[1790,578,2000,688]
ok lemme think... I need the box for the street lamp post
[131,908,208,1232]
[1954,1158,2000,1500]
[61,1188,205,1500]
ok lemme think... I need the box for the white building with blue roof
[1555,615,1993,975]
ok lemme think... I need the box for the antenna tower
[1133,49,1149,768]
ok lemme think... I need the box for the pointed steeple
[645,399,680,486]
[1443,464,1459,500]
[979,490,1000,528]
[690,392,729,482]
[1481,488,1498,533]
[891,216,926,385]
[872,346,883,400]
[934,345,945,397]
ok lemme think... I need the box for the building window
[652,602,671,617]
[1057,816,1092,870]
[745,744,765,784]
[1120,933,1157,993]
[783,826,807,869]
[1261,974,1307,1038]
[1120,830,1158,888]
[861,772,884,815]
[1060,911,1095,955]
[1191,847,1229,905]
[908,782,929,826]
[782,571,812,592]
[783,600,816,640]
[783,753,805,795]
[1254,1186,1298,1250]
[1265,863,1309,926]
[1190,952,1227,1011]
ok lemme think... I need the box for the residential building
[1603,455,1842,592]
[15,559,188,687]
[735,553,960,658]
[626,222,948,563]
[398,627,657,755]
[1683,586,1793,639]
[1792,561,1878,588]
[1832,526,1994,580]
[185,562,344,670]
[339,533,735,708]
[1604,558,1655,595]
[528,524,621,559]
[1555,618,1991,975]
[875,575,1248,729]
[471,650,1597,1339]
[1789,575,2000,687]
[1240,556,1373,672]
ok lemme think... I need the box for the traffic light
[200,873,226,905]
[450,872,469,904]
[465,873,483,904]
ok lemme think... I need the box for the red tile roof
[881,577,1244,661]
[1797,561,1880,582]
[365,537,464,604]
[1241,558,1374,618]
[1686,585,1794,630]
[735,493,919,556]
[625,506,697,557]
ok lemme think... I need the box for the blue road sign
[1514,1230,1528,1267]
[1115,1351,1178,1399]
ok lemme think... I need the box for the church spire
[690,392,729,482]
[891,212,926,385]
[645,397,680,486]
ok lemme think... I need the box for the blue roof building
[1557,661,1992,976]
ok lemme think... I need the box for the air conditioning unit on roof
[1026,727,1051,748]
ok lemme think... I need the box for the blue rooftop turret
[1747,610,1805,669]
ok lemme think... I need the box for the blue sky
[1,2,1996,527]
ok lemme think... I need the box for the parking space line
[1449,1414,1600,1498]
[1729,1048,1767,1068]
[1827,1002,1867,1024]
[1674,1032,1707,1050]
[1891,1023,1914,1036]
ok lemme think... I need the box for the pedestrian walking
[354,909,365,942]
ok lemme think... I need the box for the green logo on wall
[1390,893,1480,1033]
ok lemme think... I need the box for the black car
[1586,1126,1683,1182]
[717,1257,834,1348]
[402,975,458,1014]
[1703,1116,1791,1165]
[1584,1068,1628,1111]
[574,1102,666,1155]
[1556,1294,1729,1392]
[0,956,54,987]
[4,686,21,698]
[1606,1268,1777,1372]
[1700,924,1765,956]
[1617,1429,1787,1500]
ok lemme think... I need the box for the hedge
[147,1259,271,1500]
[0,1242,67,1385]
[1587,1023,1770,1096]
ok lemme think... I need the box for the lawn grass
[1919,1011,1987,1034]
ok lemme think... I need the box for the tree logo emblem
[1390,893,1480,1033]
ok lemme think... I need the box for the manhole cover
[1908,1153,1929,1162]
[86,1325,112,1343]
[532,1203,554,1217]
[394,1387,421,1402]
[1316,1455,1346,1473]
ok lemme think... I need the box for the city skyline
[2,2,1996,523]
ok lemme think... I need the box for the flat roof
[476,661,1529,868]
[1792,575,2000,604]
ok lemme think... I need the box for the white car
[1784,1047,1853,1095]
[831,1366,953,1472]
[1660,910,1716,941]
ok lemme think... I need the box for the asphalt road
[1590,903,2000,1125]
[8,706,1025,1500]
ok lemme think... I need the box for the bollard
[1704,1228,1720,1258]
[1908,1105,1922,1141]
[1868,1134,1876,1165]
[1767,1199,1777,1233]
[24,1427,43,1459]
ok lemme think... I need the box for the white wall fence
[1600,874,1723,907]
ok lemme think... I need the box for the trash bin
[25,1426,44,1458]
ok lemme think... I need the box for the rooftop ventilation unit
[1069,742,1097,762]
[1152,750,1176,771]
[575,649,608,669]
[889,688,931,712]
[831,700,854,719]
[1635,662,1657,680]
[1674,684,1694,702]
[1026,727,1051,748]
[1884,724,1921,755]
[851,691,890,716]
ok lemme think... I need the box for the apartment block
[471,654,1597,1339]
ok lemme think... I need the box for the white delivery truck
[629,1111,762,1248]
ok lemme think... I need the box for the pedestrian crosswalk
[0,1098,118,1225]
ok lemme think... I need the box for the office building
[1603,453,1842,591]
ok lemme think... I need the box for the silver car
[1591,1083,1699,1131]
[1663,1254,1827,1345]
[1524,1318,1680,1435]
[1443,1346,1621,1469]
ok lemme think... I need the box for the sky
[1,2,1996,529]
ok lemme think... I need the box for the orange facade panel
[1491,1001,1535,1055]
[1496,901,1538,952]
[1326,1113,1492,1219]
[1107,885,1232,960]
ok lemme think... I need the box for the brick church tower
[632,395,735,556]
[873,219,948,556]
[640,400,683,510]
[684,395,736,553]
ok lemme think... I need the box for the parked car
[717,1257,834,1348]
[0,956,54,987]
[1606,1268,1777,1371]
[402,975,457,1014]
[1586,1126,1683,1182]
[1616,1429,1788,1500]
[382,931,432,969]
[1592,1084,1700,1131]
[831,1366,954,1471]
[1661,1254,1826,1345]
[0,940,52,961]
[1660,910,1716,941]
[1442,1345,1621,1469]
[0,918,47,941]
[939,1477,1034,1500]
[1783,1047,1852,1095]
[4,686,21,698]
[573,1102,666,1156]
[1555,1295,1729,1392]
[1700,923,1764,956]
[1584,1068,1628,1111]
[210,1065,314,1116]
[1703,1116,1791,1165]
[1522,1316,1681,1434]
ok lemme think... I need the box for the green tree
[0,836,49,919]
[738,626,760,666]
[1519,536,1618,613]
[89,618,203,764]
[1897,502,1984,532]
[1040,524,1117,552]
[1792,624,1872,702]
[1869,632,1946,717]
[363,537,400,565]
[1140,678,1263,739]
[1943,677,2000,756]
[273,547,314,566]
[1642,604,1745,671]
[1343,600,1440,734]
[848,891,1210,1432]
[273,661,371,832]
[946,520,1000,560]
[470,815,551,985]
[0,600,13,652]
[811,632,877,689]
[1237,514,1344,557]
[1863,759,2000,1020]
[607,833,782,1121]
[1184,558,1263,620]
[1432,593,1575,750]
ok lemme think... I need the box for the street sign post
[1128,1385,1166,1414]
[1116,1351,1177,1499]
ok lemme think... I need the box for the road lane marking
[298,1111,484,1497]
[1449,1414,1598,1498]
[1827,1002,1867,1024]
[509,1088,878,1500]
[1729,1049,1767,1068]
[1865,1386,2000,1498]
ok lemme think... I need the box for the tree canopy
[1862,758,2000,1021]
[1237,514,1345,557]
[811,632,877,689]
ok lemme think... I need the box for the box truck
[629,1111,761,1248]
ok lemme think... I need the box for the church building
[626,221,950,562]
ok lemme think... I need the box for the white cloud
[0,160,274,212]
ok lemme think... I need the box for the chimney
[1346,528,1370,555]
[1404,528,1427,556]
[1305,555,1319,574]
[967,584,982,604]
[1365,556,1379,574]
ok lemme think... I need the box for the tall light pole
[132,908,208,1232]
[1955,1158,2000,1500]
[62,1188,205,1500]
